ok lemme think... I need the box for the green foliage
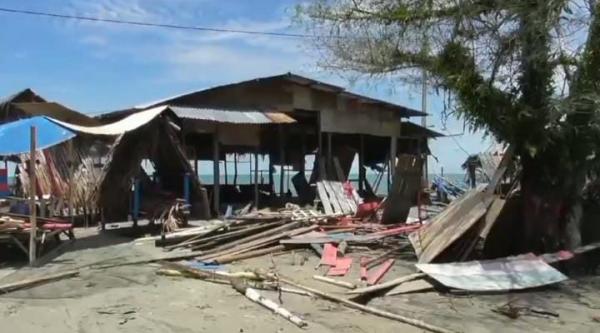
[298,0,600,191]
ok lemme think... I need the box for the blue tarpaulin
[0,116,75,156]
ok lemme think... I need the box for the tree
[297,0,600,252]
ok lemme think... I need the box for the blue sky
[0,0,492,173]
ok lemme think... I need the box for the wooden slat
[409,187,493,263]
[326,181,352,214]
[317,182,334,215]
[322,181,343,214]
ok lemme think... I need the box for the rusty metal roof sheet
[169,106,296,124]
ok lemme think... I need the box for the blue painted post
[133,177,140,226]
[183,172,190,205]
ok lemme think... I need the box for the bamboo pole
[313,275,356,289]
[277,275,454,333]
[29,126,37,265]
[232,281,308,328]
[68,139,74,223]
[346,273,426,295]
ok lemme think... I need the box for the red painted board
[327,257,353,276]
[367,259,395,285]
[320,243,338,266]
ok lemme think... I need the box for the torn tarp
[48,105,167,136]
[0,116,75,155]
[416,255,567,292]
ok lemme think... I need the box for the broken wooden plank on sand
[347,272,426,295]
[0,270,79,294]
[367,259,394,285]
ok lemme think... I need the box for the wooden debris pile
[156,204,420,266]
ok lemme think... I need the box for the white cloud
[64,0,314,83]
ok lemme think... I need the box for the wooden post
[421,68,429,185]
[317,112,324,181]
[268,154,274,194]
[327,132,333,180]
[359,134,365,191]
[68,139,75,224]
[29,126,37,265]
[300,132,306,175]
[388,135,398,191]
[193,148,198,178]
[278,125,285,196]
[224,154,229,186]
[233,153,238,187]
[213,130,220,216]
[254,150,259,209]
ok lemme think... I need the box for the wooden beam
[359,134,365,191]
[233,153,238,187]
[317,111,325,181]
[213,130,220,215]
[67,139,75,223]
[254,151,259,209]
[0,270,79,294]
[278,125,286,196]
[29,125,37,265]
[327,132,333,179]
[388,135,398,190]
[193,148,198,178]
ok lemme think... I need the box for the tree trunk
[519,156,585,254]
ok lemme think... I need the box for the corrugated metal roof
[169,106,296,124]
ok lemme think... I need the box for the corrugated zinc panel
[169,106,296,124]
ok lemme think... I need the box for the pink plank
[327,257,353,276]
[367,259,395,285]
[320,243,338,266]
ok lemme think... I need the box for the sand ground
[0,228,599,333]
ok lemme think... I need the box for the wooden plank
[326,181,352,214]
[408,185,493,263]
[322,181,343,214]
[367,259,395,285]
[333,157,346,182]
[409,190,491,263]
[483,145,513,195]
[327,257,353,276]
[385,279,435,296]
[29,126,37,265]
[316,182,334,215]
[381,155,422,224]
[347,273,426,295]
[0,270,79,294]
[479,197,506,240]
[320,243,338,266]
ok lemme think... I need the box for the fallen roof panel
[416,255,568,291]
[0,116,75,155]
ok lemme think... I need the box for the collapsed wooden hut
[99,73,443,217]
[0,89,106,221]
